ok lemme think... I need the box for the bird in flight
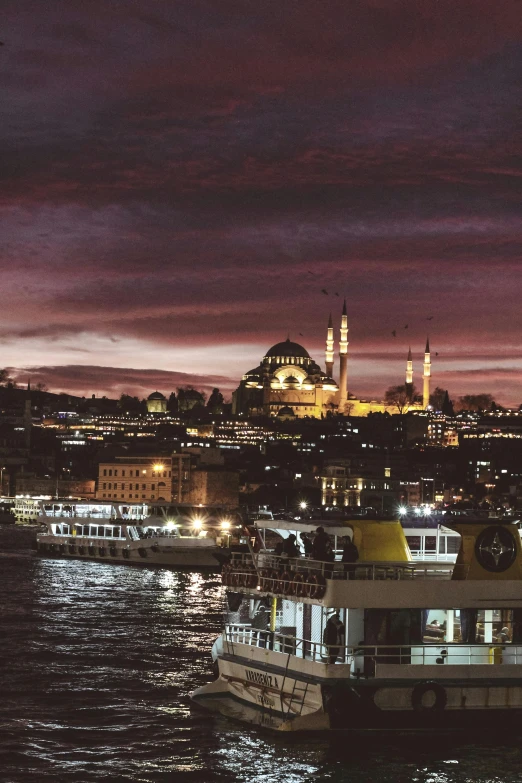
[427,316,433,320]
[391,330,396,337]
[404,324,409,329]
[321,288,328,295]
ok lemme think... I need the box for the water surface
[2,551,522,782]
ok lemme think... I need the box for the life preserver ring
[291,572,306,597]
[138,547,148,558]
[281,571,294,594]
[306,573,326,600]
[109,546,117,557]
[59,544,66,554]
[88,545,96,557]
[78,546,85,555]
[411,681,447,712]
[98,547,106,557]
[68,545,76,555]
[123,549,130,559]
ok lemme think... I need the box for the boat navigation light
[220,519,231,531]
[299,501,308,511]
[423,506,432,517]
[192,518,203,530]
[398,506,407,516]
[166,520,178,529]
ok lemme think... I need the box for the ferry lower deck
[192,516,522,731]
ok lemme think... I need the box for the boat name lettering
[245,669,278,688]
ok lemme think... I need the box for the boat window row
[52,523,124,538]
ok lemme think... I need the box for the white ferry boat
[192,516,522,730]
[36,501,241,569]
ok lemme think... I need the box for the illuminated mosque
[232,301,432,419]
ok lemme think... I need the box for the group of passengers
[274,526,359,572]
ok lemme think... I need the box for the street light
[299,501,308,511]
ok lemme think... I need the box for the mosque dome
[148,391,166,401]
[265,339,310,360]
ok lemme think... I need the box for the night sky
[2,1,522,404]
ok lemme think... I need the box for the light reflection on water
[2,553,522,782]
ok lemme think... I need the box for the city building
[96,455,190,503]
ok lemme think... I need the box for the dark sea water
[2,546,522,783]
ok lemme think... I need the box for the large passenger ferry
[192,516,522,730]
[36,501,241,569]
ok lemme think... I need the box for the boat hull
[36,538,221,569]
[192,656,522,731]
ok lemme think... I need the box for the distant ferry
[193,515,522,731]
[36,501,241,569]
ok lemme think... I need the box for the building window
[114,470,118,477]
[103,483,106,490]
[103,469,107,477]
[135,470,139,477]
[151,484,155,490]
[109,469,112,476]
[142,484,146,490]
[122,470,126,477]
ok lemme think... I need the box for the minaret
[405,347,413,386]
[405,346,413,402]
[339,299,348,410]
[325,313,334,378]
[423,337,431,409]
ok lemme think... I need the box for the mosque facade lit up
[232,301,431,419]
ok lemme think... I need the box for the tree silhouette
[384,384,414,414]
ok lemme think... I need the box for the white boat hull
[193,654,522,731]
[36,536,221,569]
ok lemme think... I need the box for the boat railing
[229,551,418,580]
[224,625,522,667]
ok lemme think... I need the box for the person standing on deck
[311,527,333,561]
[323,611,345,664]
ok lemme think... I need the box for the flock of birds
[306,270,439,354]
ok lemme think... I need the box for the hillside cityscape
[2,346,522,523]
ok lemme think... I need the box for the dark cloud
[9,365,236,399]
[0,1,521,403]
